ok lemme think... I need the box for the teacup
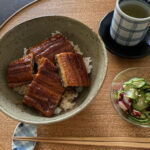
[110,0,150,46]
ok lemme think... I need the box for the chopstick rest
[12,122,37,150]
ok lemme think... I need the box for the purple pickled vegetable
[131,110,141,118]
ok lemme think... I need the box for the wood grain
[0,0,150,150]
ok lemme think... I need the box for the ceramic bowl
[0,16,107,124]
[111,67,150,127]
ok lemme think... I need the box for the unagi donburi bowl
[0,16,107,124]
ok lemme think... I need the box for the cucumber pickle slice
[128,114,149,123]
[133,96,149,111]
[124,77,145,88]
[125,88,138,99]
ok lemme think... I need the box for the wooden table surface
[0,0,150,150]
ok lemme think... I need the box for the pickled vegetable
[116,77,150,124]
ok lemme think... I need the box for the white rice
[83,57,93,74]
[59,89,78,111]
[13,84,28,95]
[69,41,83,55]
[54,107,62,115]
[23,48,28,56]
[13,32,93,115]
[51,30,61,36]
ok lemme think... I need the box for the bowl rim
[110,67,150,128]
[0,15,108,124]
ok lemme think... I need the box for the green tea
[120,0,150,18]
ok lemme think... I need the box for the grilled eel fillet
[23,57,64,117]
[29,34,75,64]
[56,52,90,87]
[7,53,34,87]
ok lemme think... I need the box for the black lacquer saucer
[98,11,150,59]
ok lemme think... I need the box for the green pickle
[124,77,145,88]
[133,96,149,111]
[115,90,124,99]
[125,87,138,99]
[117,77,150,124]
[142,84,150,90]
[128,114,149,123]
[145,93,150,103]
